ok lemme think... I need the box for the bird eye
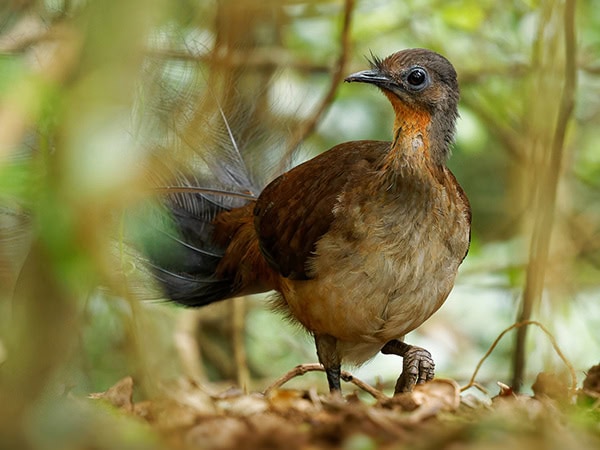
[406,67,428,89]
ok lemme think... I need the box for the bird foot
[393,345,435,394]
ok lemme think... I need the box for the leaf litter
[87,363,600,450]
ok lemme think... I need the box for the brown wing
[254,140,390,279]
[444,167,472,262]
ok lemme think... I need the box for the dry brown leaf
[149,399,201,431]
[404,379,461,422]
[164,378,218,416]
[88,376,134,412]
[532,372,570,402]
[384,378,460,419]
[245,414,308,450]
[266,389,320,415]
[216,393,269,416]
[185,417,248,450]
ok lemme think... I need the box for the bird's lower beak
[344,69,395,88]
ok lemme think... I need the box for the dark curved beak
[344,69,398,90]
[344,69,393,86]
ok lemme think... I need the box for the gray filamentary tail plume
[132,59,293,306]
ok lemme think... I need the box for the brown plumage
[150,48,471,394]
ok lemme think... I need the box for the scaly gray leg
[315,334,341,393]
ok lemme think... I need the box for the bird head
[345,48,459,164]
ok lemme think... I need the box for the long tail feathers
[1,46,297,308]
[134,191,246,306]
[131,64,287,307]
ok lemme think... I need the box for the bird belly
[280,192,468,365]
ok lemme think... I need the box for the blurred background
[0,0,599,448]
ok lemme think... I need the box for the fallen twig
[263,363,388,402]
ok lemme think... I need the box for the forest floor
[87,363,600,450]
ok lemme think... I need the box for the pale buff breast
[280,176,469,365]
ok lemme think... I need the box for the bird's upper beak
[344,69,397,90]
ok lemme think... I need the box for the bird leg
[314,334,341,393]
[381,339,435,394]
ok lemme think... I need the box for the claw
[394,346,435,394]
[381,340,435,394]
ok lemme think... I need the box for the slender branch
[462,320,577,394]
[263,363,388,402]
[512,0,577,390]
[174,310,206,382]
[339,369,389,402]
[146,47,331,74]
[231,297,249,392]
[277,0,355,171]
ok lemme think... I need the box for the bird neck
[373,97,454,192]
[381,94,453,173]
